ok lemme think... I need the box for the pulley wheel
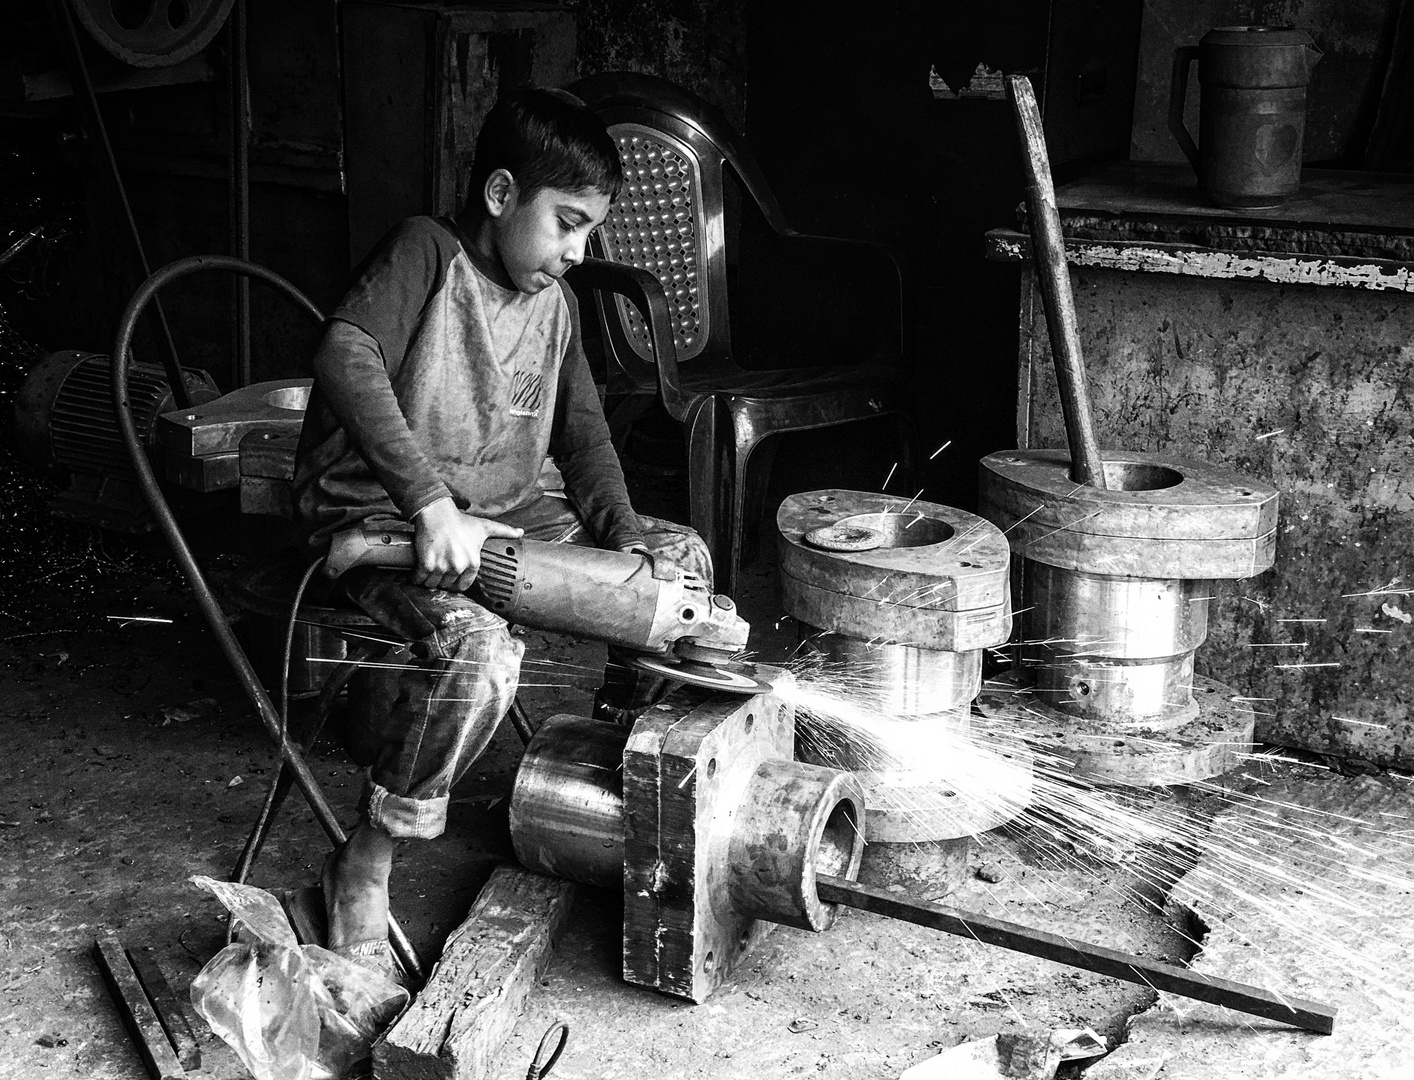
[72,0,236,68]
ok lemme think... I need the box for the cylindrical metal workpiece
[777,490,1021,844]
[979,449,1280,784]
[802,632,981,717]
[1023,563,1212,725]
[725,760,866,932]
[510,715,627,888]
[510,713,867,935]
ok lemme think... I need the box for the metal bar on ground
[125,947,202,1072]
[816,874,1337,1035]
[93,936,187,1080]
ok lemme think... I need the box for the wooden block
[93,935,187,1080]
[373,866,576,1080]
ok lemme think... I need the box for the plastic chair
[571,71,920,595]
[112,252,682,985]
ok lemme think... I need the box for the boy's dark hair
[464,87,623,215]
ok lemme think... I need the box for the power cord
[526,1020,569,1079]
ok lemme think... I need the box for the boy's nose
[564,234,587,266]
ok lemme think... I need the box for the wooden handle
[1007,75,1107,489]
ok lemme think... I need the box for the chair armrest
[567,257,692,421]
[772,230,906,358]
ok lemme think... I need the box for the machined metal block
[510,676,867,1004]
[157,378,311,457]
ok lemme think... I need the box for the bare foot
[324,819,394,951]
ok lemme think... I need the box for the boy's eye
[558,218,575,232]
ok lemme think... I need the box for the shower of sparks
[1354,627,1393,634]
[929,440,953,460]
[766,653,1414,1026]
[1275,661,1342,670]
[1277,618,1326,624]
[104,614,174,625]
[1243,642,1307,648]
[1255,429,1285,440]
[882,462,899,490]
[1342,579,1413,598]
[897,489,926,516]
[1332,716,1388,729]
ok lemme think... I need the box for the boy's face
[488,178,612,295]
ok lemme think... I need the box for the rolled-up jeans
[338,496,711,839]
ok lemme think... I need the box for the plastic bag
[188,875,409,1080]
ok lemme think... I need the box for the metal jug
[1169,26,1322,208]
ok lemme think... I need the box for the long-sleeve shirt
[293,215,644,553]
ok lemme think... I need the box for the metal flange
[777,490,1013,652]
[979,673,1257,787]
[777,490,1029,843]
[978,449,1278,579]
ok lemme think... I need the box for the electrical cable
[525,1020,569,1079]
[111,254,425,983]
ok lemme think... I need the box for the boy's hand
[412,498,523,593]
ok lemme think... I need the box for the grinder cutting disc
[628,655,774,694]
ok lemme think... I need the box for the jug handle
[1168,45,1200,170]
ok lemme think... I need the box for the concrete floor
[2,443,1413,1079]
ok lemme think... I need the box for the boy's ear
[482,168,517,218]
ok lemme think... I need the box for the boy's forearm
[314,319,452,517]
[551,349,645,552]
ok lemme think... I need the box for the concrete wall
[1132,0,1401,166]
[1021,266,1414,768]
[567,0,747,126]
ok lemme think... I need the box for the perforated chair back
[581,75,807,397]
[598,124,718,371]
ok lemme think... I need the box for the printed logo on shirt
[509,369,544,418]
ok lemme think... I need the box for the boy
[292,88,710,979]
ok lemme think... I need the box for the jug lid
[1202,25,1314,47]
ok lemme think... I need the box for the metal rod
[111,255,424,984]
[50,0,189,407]
[1005,75,1106,489]
[817,874,1336,1035]
[226,0,251,387]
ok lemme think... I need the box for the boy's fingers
[484,522,525,539]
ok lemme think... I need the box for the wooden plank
[93,936,187,1080]
[125,947,202,1072]
[374,866,576,1080]
[817,874,1338,1035]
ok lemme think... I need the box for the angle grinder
[324,523,772,694]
